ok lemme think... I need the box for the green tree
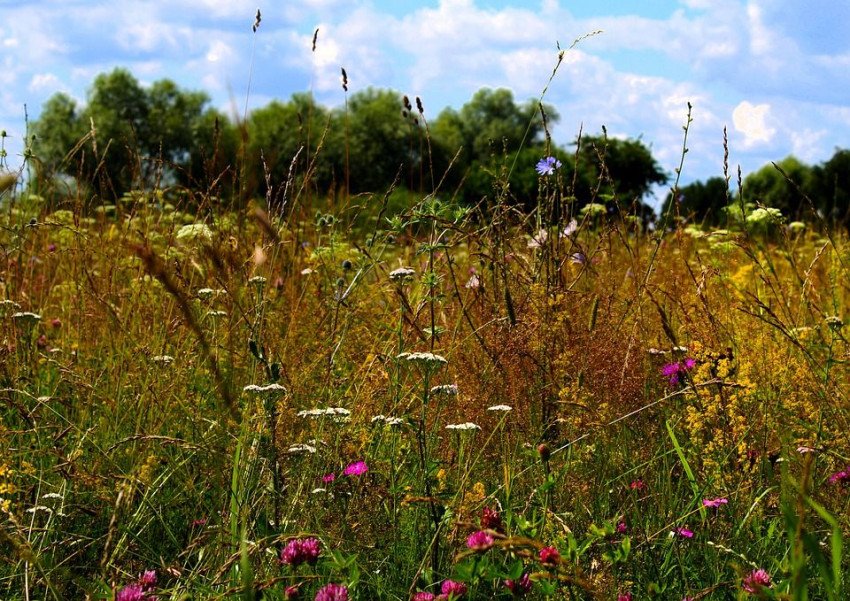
[575,134,667,219]
[247,93,333,203]
[33,68,228,199]
[743,156,813,221]
[659,176,730,226]
[810,149,850,225]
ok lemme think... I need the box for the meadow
[1,36,849,601]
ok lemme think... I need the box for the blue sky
[1,0,848,203]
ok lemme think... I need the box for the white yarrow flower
[430,384,458,396]
[389,267,416,282]
[486,404,512,412]
[446,421,481,431]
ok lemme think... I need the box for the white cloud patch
[732,101,776,147]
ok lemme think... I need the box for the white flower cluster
[389,267,416,282]
[397,351,448,366]
[297,407,351,421]
[446,422,480,431]
[243,383,287,395]
[486,405,512,412]
[430,384,458,396]
[371,415,405,426]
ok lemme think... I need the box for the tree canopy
[32,68,673,222]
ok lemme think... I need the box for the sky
[1,0,848,204]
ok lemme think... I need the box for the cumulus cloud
[732,101,776,147]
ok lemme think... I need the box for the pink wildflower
[828,467,850,485]
[115,584,149,601]
[480,507,504,532]
[440,580,467,598]
[617,593,633,601]
[411,593,436,601]
[629,479,646,491]
[139,570,157,589]
[674,526,694,538]
[616,520,628,534]
[342,461,369,477]
[280,537,321,567]
[742,568,772,594]
[314,583,348,601]
[284,584,302,599]
[702,497,729,508]
[322,473,336,484]
[661,358,696,385]
[466,530,494,551]
[504,572,532,596]
[538,546,560,565]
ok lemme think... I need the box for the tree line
[31,68,850,227]
[31,68,667,218]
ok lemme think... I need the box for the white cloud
[732,101,776,147]
[28,73,65,94]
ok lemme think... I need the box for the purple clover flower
[440,580,467,598]
[466,530,494,551]
[280,537,321,567]
[504,572,533,596]
[742,568,771,594]
[314,583,348,601]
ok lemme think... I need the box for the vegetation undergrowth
[0,16,848,601]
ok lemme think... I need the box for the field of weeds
[0,175,848,600]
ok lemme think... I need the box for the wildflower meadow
[0,13,849,601]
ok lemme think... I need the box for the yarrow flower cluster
[445,422,480,431]
[398,351,448,367]
[742,568,772,594]
[297,407,351,422]
[661,358,696,385]
[389,267,416,282]
[535,156,562,176]
[430,384,458,396]
[280,537,321,567]
[371,414,405,427]
[243,383,287,395]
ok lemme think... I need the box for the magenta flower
[617,593,633,601]
[440,580,467,598]
[661,358,696,385]
[616,520,628,534]
[466,530,494,551]
[480,507,504,532]
[702,497,729,508]
[314,583,348,601]
[285,584,302,599]
[322,473,336,484]
[742,568,771,594]
[629,479,646,491]
[504,572,533,596]
[828,467,850,485]
[411,593,436,601]
[139,570,157,589]
[538,545,560,565]
[674,526,694,538]
[115,584,150,601]
[280,537,321,567]
[342,461,369,477]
